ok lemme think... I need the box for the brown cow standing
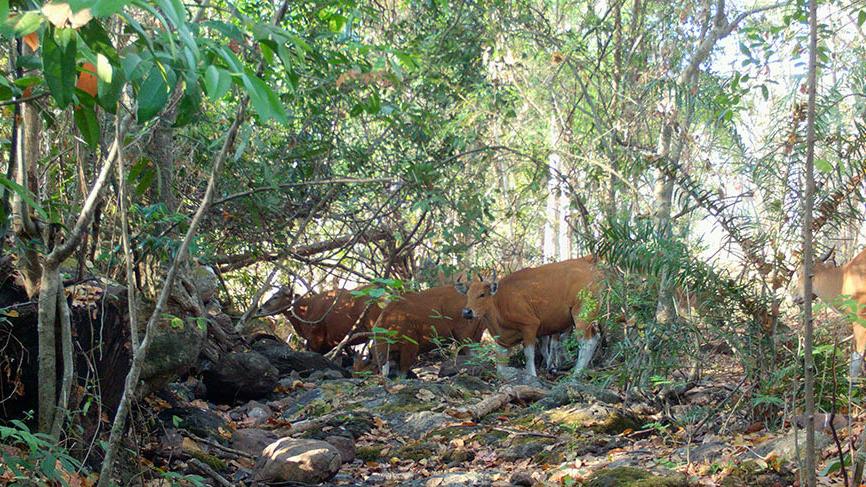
[456,258,600,377]
[793,247,866,379]
[257,287,381,354]
[368,285,486,377]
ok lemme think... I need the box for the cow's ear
[455,282,468,295]
[490,282,498,295]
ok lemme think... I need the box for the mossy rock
[395,441,442,462]
[374,382,463,414]
[720,460,794,487]
[586,467,688,487]
[356,446,383,462]
[448,374,496,395]
[428,425,480,442]
[545,404,641,435]
[500,436,560,463]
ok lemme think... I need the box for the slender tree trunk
[801,0,818,484]
[543,112,560,262]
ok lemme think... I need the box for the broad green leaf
[91,0,128,17]
[79,21,118,64]
[859,10,866,27]
[0,0,9,31]
[136,64,171,122]
[42,26,77,108]
[97,60,123,111]
[73,105,99,148]
[0,175,48,220]
[201,20,244,41]
[96,53,112,82]
[241,72,287,123]
[204,65,231,100]
[173,77,201,127]
[12,12,43,36]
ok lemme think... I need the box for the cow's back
[495,258,600,338]
[379,285,483,350]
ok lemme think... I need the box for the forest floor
[133,342,858,487]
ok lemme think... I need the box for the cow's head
[455,271,498,320]
[792,247,837,305]
[256,286,298,317]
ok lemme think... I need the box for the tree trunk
[801,0,818,484]
[543,112,560,262]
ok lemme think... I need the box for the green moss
[592,412,642,435]
[720,461,794,487]
[356,446,383,462]
[188,450,227,471]
[395,441,439,461]
[428,425,476,441]
[586,467,687,487]
[305,399,333,416]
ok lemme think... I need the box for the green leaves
[241,71,287,123]
[42,26,78,108]
[74,104,99,148]
[204,65,231,100]
[136,63,173,122]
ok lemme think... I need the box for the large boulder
[191,265,219,304]
[203,352,279,403]
[231,428,279,456]
[254,438,342,484]
[140,305,206,393]
[158,407,227,440]
[251,336,350,378]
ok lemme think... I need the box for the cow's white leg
[539,336,551,370]
[524,343,537,377]
[549,334,562,371]
[574,334,599,373]
[851,351,863,380]
[381,361,391,378]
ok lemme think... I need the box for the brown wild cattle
[793,247,866,378]
[456,258,601,377]
[257,286,381,354]
[365,285,486,377]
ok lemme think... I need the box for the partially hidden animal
[257,286,381,354]
[456,258,601,377]
[364,285,487,377]
[793,247,866,378]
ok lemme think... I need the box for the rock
[203,352,279,403]
[751,429,832,464]
[423,472,495,486]
[677,435,727,463]
[191,265,219,303]
[308,369,347,381]
[231,400,273,425]
[721,460,795,487]
[254,438,342,484]
[158,407,227,440]
[140,307,206,392]
[585,467,688,487]
[500,437,558,462]
[393,411,451,438]
[544,403,641,434]
[509,471,534,486]
[231,428,278,456]
[497,366,548,388]
[251,337,350,378]
[438,355,490,378]
[325,435,356,463]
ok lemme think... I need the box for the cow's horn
[491,268,497,283]
[818,246,836,263]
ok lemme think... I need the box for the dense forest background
[2,0,866,485]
